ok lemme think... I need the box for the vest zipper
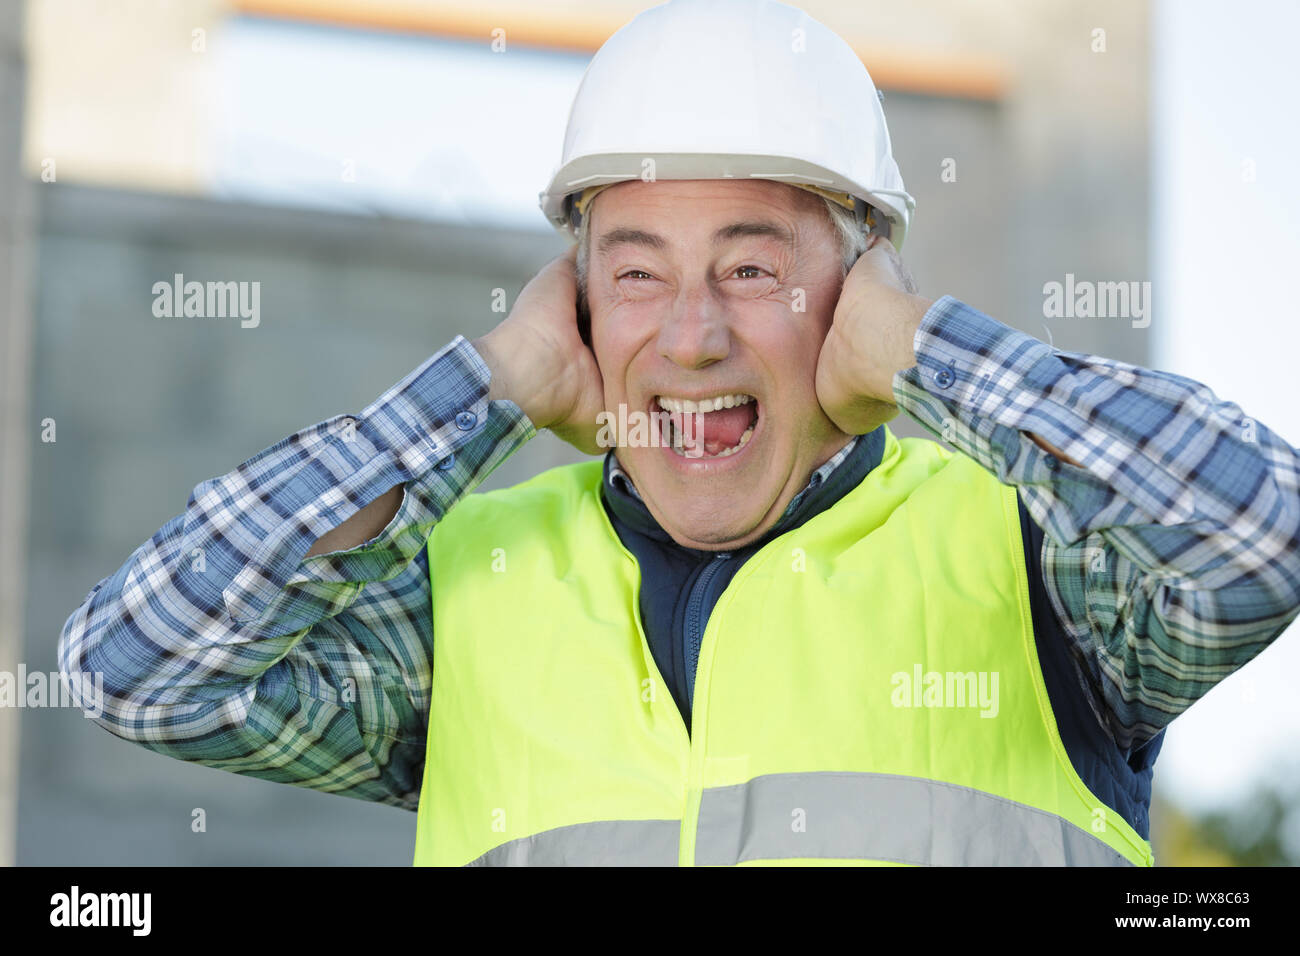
[680,541,785,866]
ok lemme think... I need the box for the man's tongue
[667,405,753,456]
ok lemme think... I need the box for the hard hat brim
[539,152,915,251]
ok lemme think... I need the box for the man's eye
[618,270,653,280]
[734,265,767,279]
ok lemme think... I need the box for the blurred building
[6,0,1159,864]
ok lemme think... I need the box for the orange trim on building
[230,0,1008,100]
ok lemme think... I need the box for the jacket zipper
[685,552,732,707]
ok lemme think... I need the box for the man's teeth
[657,393,753,414]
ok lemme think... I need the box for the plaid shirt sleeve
[894,295,1300,752]
[58,336,535,810]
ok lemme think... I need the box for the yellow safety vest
[413,426,1155,866]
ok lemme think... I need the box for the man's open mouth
[654,393,758,459]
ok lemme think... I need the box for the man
[60,0,1300,866]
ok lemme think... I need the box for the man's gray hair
[574,193,872,306]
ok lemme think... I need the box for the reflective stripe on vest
[415,427,1155,867]
[464,768,1132,866]
[467,819,680,866]
[693,772,1132,866]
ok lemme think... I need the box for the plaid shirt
[59,296,1300,810]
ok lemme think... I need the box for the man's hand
[473,246,607,454]
[816,240,1084,466]
[815,236,934,435]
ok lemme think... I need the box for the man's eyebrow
[712,221,794,246]
[597,221,795,255]
[597,228,667,255]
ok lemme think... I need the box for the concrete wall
[0,0,34,869]
[18,185,575,863]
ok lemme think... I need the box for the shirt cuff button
[934,367,955,389]
[455,411,477,431]
[437,454,456,471]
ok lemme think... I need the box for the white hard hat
[539,0,916,249]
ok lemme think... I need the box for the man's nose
[656,279,731,370]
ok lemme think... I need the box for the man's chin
[618,451,787,550]
[650,494,780,551]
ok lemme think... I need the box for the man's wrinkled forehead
[596,220,795,257]
[590,179,819,256]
